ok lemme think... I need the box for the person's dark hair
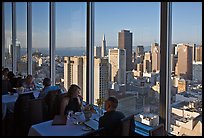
[7,71,15,80]
[2,68,9,74]
[107,96,118,109]
[43,78,51,87]
[67,84,81,98]
[26,74,33,80]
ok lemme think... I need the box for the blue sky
[4,2,202,48]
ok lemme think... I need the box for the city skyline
[4,2,202,48]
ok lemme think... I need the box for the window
[32,2,49,87]
[55,2,87,101]
[4,2,12,71]
[16,2,27,77]
[170,2,202,136]
[95,2,161,123]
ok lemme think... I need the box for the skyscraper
[151,43,160,72]
[176,44,193,80]
[101,34,106,57]
[118,30,133,71]
[9,40,21,62]
[94,57,109,105]
[64,56,83,92]
[109,48,126,85]
[135,45,144,64]
[143,52,152,73]
[195,45,202,62]
[94,46,101,58]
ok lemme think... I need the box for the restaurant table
[2,91,40,120]
[28,112,101,136]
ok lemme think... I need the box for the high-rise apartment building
[109,48,126,85]
[94,57,109,105]
[176,44,193,80]
[64,56,83,92]
[101,34,106,57]
[151,43,160,72]
[118,30,133,71]
[143,52,152,73]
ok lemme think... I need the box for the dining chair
[14,92,35,136]
[28,98,45,126]
[43,89,61,121]
[120,114,135,136]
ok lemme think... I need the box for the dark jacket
[99,110,125,136]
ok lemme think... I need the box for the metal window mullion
[50,2,56,85]
[86,2,94,104]
[90,2,94,104]
[159,2,172,133]
[27,2,32,75]
[166,2,172,133]
[2,2,5,67]
[86,2,90,104]
[12,2,17,75]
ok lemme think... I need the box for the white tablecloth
[28,113,101,136]
[2,91,40,120]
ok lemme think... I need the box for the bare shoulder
[62,97,69,105]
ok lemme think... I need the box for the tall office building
[109,48,126,85]
[191,44,196,61]
[135,45,144,64]
[101,34,106,57]
[9,40,21,62]
[136,45,144,57]
[176,44,193,80]
[143,52,152,73]
[118,30,133,71]
[195,45,202,62]
[151,43,160,72]
[64,56,83,92]
[94,46,101,58]
[94,57,109,105]
[192,61,202,82]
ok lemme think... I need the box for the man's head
[105,96,118,112]
[43,78,51,87]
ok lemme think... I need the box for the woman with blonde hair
[60,84,82,116]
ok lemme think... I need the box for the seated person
[99,96,125,136]
[2,68,9,80]
[60,84,82,116]
[7,71,17,93]
[22,75,36,90]
[38,78,62,98]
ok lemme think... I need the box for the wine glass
[67,110,74,120]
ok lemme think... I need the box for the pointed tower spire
[103,34,105,41]
[101,33,106,57]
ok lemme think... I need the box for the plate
[82,126,92,131]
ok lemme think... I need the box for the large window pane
[170,2,202,136]
[95,2,160,126]
[16,2,27,77]
[32,2,49,88]
[55,2,87,101]
[4,2,12,71]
